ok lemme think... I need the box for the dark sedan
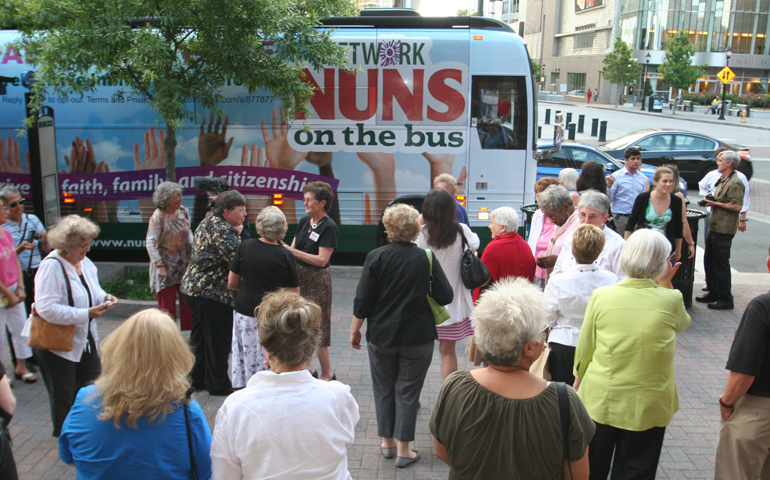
[597,129,752,184]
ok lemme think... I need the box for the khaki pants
[715,394,770,479]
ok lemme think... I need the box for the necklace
[311,216,326,230]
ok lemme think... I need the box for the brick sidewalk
[8,266,770,479]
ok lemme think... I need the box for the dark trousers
[35,346,101,437]
[0,420,17,480]
[188,296,233,394]
[547,342,576,386]
[368,341,433,442]
[589,422,666,480]
[703,231,734,304]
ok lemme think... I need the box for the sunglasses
[9,199,24,208]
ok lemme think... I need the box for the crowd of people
[0,145,756,479]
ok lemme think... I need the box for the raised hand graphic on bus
[134,127,166,221]
[199,115,234,167]
[239,143,274,220]
[61,136,116,222]
[357,152,396,225]
[261,107,307,170]
[0,136,28,173]
[305,152,341,226]
[422,153,467,195]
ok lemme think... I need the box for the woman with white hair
[146,181,193,330]
[559,168,580,205]
[574,228,691,479]
[431,277,595,479]
[228,206,299,389]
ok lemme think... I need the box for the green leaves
[658,32,705,91]
[600,37,640,88]
[4,0,354,167]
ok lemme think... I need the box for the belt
[614,213,631,217]
[748,391,770,398]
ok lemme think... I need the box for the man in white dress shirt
[552,190,626,279]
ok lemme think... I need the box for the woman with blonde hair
[32,215,116,437]
[58,309,212,479]
[212,290,359,479]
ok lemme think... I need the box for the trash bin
[521,203,539,238]
[651,96,663,113]
[672,210,707,309]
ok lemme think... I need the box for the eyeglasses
[303,197,318,205]
[9,199,24,208]
[77,242,92,251]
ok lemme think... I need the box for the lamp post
[718,47,732,121]
[641,52,651,111]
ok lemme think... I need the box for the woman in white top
[211,289,359,480]
[543,224,617,385]
[416,189,480,379]
[29,215,117,436]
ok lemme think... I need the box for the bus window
[471,76,528,150]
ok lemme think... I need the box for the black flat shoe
[381,446,396,459]
[696,293,718,303]
[396,450,420,468]
[208,388,234,396]
[310,371,319,379]
[708,301,734,310]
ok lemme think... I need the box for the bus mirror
[534,114,564,160]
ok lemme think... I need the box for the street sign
[718,67,735,84]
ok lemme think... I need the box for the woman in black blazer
[625,167,684,261]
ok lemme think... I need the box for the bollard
[577,114,585,133]
[599,120,608,142]
[538,125,542,138]
[568,123,576,140]
[566,112,573,125]
[591,118,599,136]
[741,109,747,123]
[545,109,551,125]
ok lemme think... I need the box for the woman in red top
[467,207,537,365]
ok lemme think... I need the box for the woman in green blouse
[574,228,691,479]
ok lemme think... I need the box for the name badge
[309,231,320,242]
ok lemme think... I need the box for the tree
[531,59,544,87]
[456,9,478,16]
[600,37,641,108]
[3,0,355,181]
[658,32,706,115]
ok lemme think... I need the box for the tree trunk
[672,90,677,115]
[616,85,621,108]
[165,121,177,182]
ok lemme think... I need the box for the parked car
[596,129,752,184]
[536,140,687,195]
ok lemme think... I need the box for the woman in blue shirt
[59,309,212,479]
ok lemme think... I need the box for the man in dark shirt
[714,243,770,479]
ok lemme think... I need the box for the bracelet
[719,396,734,409]
[740,218,747,222]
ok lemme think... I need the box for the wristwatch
[719,396,734,409]
[740,218,748,222]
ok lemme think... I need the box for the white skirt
[231,311,268,389]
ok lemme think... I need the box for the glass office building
[620,0,769,93]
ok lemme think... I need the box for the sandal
[14,372,37,383]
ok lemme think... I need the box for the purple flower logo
[379,40,401,67]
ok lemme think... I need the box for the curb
[585,105,770,132]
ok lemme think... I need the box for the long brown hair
[422,189,458,249]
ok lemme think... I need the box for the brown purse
[28,258,76,352]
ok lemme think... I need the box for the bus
[0,9,543,258]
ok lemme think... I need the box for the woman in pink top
[528,178,561,288]
[0,195,35,383]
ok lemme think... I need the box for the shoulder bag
[27,258,76,352]
[557,382,573,480]
[457,226,491,290]
[425,249,451,326]
[184,388,200,480]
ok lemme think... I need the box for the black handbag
[457,226,491,290]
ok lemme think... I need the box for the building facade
[522,0,769,102]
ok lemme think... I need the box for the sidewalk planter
[752,110,770,119]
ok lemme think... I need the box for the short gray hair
[212,190,246,217]
[538,185,572,213]
[719,150,741,169]
[0,185,20,198]
[472,277,548,367]
[47,215,100,251]
[490,207,519,233]
[621,229,670,280]
[382,204,421,242]
[255,206,288,241]
[559,168,579,191]
[152,182,183,209]
[578,190,610,215]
